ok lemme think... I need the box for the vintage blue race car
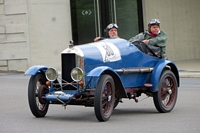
[25,38,179,122]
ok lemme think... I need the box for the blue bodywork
[25,38,179,102]
[76,38,179,91]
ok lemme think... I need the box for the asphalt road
[0,73,200,133]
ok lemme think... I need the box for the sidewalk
[174,59,200,78]
[0,59,200,78]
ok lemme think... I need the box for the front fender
[150,60,179,92]
[86,66,123,89]
[25,65,48,76]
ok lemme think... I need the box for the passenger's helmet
[105,23,118,38]
[148,19,160,26]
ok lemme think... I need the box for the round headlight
[45,68,58,81]
[71,67,83,81]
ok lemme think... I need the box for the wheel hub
[38,85,49,104]
[168,89,172,95]
[108,95,111,102]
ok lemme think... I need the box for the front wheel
[153,70,178,113]
[94,74,115,122]
[28,73,49,117]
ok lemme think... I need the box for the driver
[94,23,119,42]
[129,19,168,59]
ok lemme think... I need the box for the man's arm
[129,33,144,43]
[94,37,105,42]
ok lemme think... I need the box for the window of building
[70,0,143,44]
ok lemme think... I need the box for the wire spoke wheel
[153,70,178,113]
[94,74,115,122]
[28,73,49,117]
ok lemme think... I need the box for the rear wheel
[114,97,120,109]
[28,73,49,117]
[94,74,115,122]
[153,70,178,113]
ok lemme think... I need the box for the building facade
[0,0,199,72]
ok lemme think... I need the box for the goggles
[149,19,160,25]
[106,23,118,30]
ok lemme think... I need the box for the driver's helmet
[105,23,118,38]
[148,19,160,26]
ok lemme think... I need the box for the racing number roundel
[91,42,121,63]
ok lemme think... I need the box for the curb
[179,70,200,78]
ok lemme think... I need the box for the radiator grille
[61,53,76,90]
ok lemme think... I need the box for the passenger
[94,23,119,42]
[129,19,168,59]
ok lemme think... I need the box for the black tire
[94,74,115,122]
[28,73,49,117]
[114,97,120,109]
[153,70,178,113]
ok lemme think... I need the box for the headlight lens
[71,67,83,81]
[45,68,58,81]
